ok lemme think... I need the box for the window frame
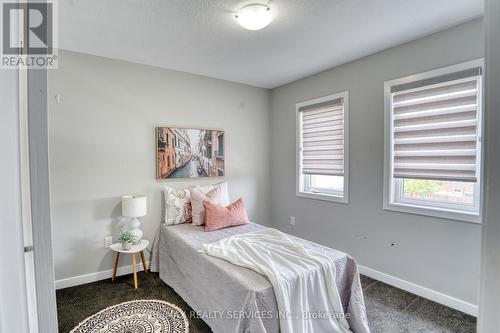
[296,91,349,204]
[383,59,484,223]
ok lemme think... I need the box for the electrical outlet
[104,236,113,248]
[290,216,296,226]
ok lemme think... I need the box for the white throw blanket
[201,228,358,333]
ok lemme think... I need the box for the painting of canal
[156,127,225,179]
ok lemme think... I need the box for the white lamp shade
[121,195,147,217]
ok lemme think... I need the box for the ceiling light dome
[235,4,272,31]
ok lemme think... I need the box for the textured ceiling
[60,0,483,88]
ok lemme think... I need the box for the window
[217,133,224,158]
[384,60,483,222]
[296,91,348,203]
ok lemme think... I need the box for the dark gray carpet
[57,272,476,333]
[360,275,476,333]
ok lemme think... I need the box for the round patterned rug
[70,299,189,333]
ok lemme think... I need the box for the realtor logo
[1,1,58,68]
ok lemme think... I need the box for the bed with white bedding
[152,222,370,333]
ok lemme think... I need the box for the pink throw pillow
[204,198,250,232]
[190,186,222,226]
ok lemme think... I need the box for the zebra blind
[299,97,345,176]
[391,70,481,182]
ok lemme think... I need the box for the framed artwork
[156,127,225,179]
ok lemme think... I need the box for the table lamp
[121,194,147,242]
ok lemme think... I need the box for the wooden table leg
[140,250,148,273]
[132,253,138,289]
[112,252,120,282]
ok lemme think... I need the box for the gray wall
[48,51,271,281]
[49,20,484,307]
[270,19,483,305]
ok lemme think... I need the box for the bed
[151,222,369,333]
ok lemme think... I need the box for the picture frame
[156,127,225,179]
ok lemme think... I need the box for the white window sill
[384,201,481,224]
[296,190,348,204]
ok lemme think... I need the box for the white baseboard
[358,265,478,317]
[55,261,150,290]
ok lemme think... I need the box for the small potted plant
[118,231,137,250]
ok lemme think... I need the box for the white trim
[383,59,484,223]
[359,265,478,317]
[296,91,349,204]
[55,261,150,290]
[385,200,481,224]
[19,67,40,333]
[296,191,346,203]
[384,59,484,88]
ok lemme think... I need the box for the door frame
[17,0,59,329]
[24,67,59,332]
[478,0,500,331]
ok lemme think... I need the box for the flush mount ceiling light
[235,4,272,31]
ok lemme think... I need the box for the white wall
[478,0,500,330]
[48,50,271,282]
[0,71,30,332]
[270,19,483,309]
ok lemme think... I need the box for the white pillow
[162,181,230,225]
[162,186,192,226]
[204,181,230,206]
[190,186,222,226]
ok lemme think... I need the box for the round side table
[110,239,149,289]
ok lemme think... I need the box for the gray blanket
[151,223,369,333]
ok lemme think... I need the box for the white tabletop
[110,239,149,253]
